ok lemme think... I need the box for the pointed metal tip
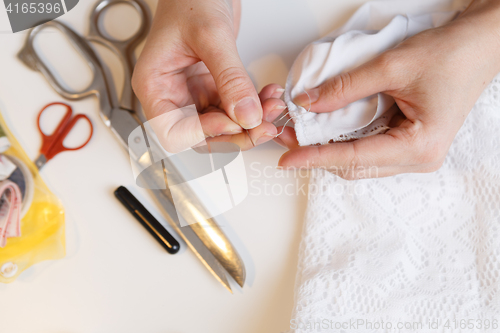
[228,263,246,288]
[234,275,245,288]
[220,278,233,293]
[227,285,234,294]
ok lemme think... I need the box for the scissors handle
[88,0,151,111]
[37,102,94,161]
[38,102,72,155]
[89,0,151,51]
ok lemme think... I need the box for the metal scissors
[18,0,245,292]
[86,0,151,115]
[35,102,93,170]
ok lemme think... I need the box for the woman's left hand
[276,0,500,179]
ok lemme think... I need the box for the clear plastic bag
[0,112,65,283]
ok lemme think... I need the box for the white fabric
[284,1,461,146]
[0,155,16,181]
[287,1,500,332]
[289,77,500,332]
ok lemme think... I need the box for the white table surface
[0,0,367,332]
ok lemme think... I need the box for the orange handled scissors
[34,102,93,170]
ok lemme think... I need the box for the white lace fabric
[287,74,500,332]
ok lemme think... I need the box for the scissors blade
[106,108,244,290]
[132,146,233,292]
[34,154,47,170]
[147,187,232,292]
[140,129,246,288]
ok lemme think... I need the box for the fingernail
[234,98,262,129]
[273,88,285,98]
[293,88,320,108]
[255,134,274,146]
[265,105,287,122]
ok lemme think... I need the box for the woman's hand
[132,0,283,152]
[276,0,500,179]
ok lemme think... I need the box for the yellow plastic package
[0,112,65,283]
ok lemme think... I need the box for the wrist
[458,0,500,37]
[450,2,500,69]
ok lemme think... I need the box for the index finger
[278,124,423,176]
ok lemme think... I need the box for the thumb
[293,56,394,113]
[194,32,262,129]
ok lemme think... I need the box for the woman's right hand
[132,0,283,153]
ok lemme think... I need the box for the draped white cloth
[286,1,500,332]
[285,0,465,146]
